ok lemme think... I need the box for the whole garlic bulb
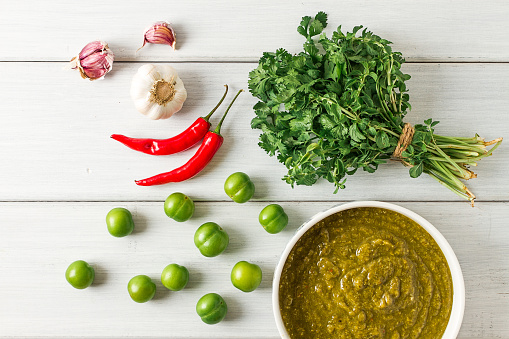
[130,64,187,120]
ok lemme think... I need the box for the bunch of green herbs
[248,12,502,204]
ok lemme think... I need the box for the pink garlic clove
[69,41,114,81]
[139,21,176,51]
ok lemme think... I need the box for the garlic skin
[139,21,176,51]
[69,41,114,80]
[130,64,187,120]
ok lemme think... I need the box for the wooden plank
[0,62,506,202]
[0,201,507,337]
[0,0,508,62]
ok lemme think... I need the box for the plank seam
[0,200,507,203]
[1,60,509,64]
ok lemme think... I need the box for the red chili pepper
[135,89,243,186]
[111,85,229,155]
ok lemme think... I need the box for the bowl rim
[272,201,465,339]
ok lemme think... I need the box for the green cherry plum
[259,204,288,234]
[231,261,262,292]
[65,260,95,289]
[196,293,227,324]
[161,263,189,291]
[164,192,195,222]
[224,172,255,203]
[127,275,156,303]
[106,207,135,237]
[194,222,229,257]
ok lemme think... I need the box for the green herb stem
[380,127,400,138]
[425,168,472,202]
[428,156,477,164]
[434,135,484,144]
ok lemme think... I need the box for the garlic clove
[69,41,114,81]
[130,77,153,98]
[79,41,105,58]
[173,81,188,103]
[175,89,187,105]
[144,104,162,120]
[138,21,176,52]
[133,97,153,114]
[159,65,178,80]
[138,64,158,78]
[130,87,150,103]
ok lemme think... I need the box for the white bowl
[272,201,465,339]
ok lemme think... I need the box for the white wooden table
[0,1,508,338]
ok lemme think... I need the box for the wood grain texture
[1,1,508,337]
[0,201,507,338]
[1,0,508,62]
[0,62,506,202]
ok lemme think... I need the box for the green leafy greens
[248,12,502,204]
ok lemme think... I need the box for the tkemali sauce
[279,207,453,338]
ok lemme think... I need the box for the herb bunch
[248,12,502,204]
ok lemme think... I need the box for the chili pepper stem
[204,85,229,121]
[214,89,244,134]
